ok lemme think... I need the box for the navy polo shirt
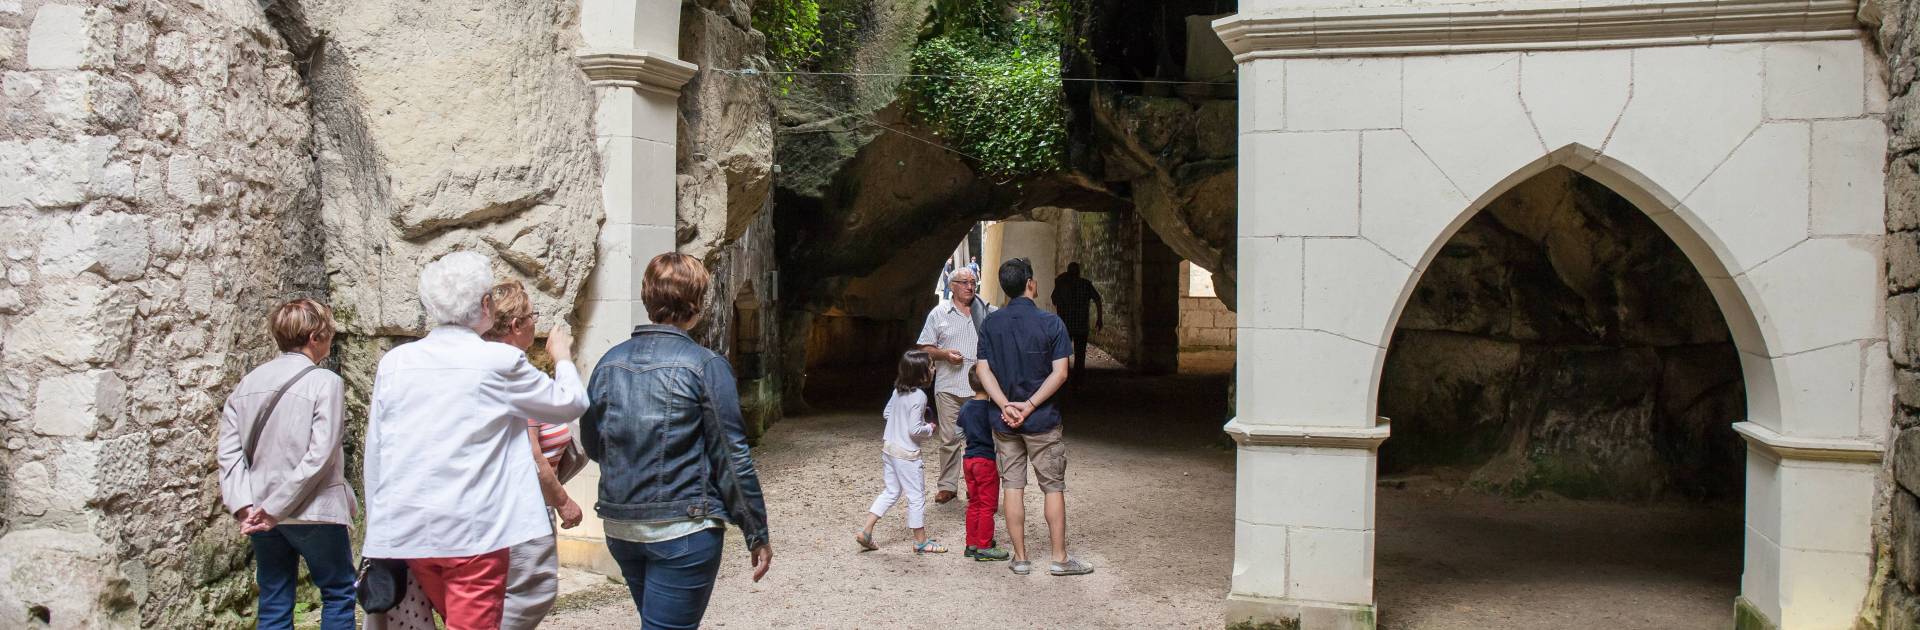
[957,398,997,460]
[976,297,1073,434]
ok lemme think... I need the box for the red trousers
[407,547,510,630]
[963,457,1000,549]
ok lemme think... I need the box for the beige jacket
[217,352,356,525]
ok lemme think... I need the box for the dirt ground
[544,371,1740,629]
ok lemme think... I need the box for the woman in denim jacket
[581,252,773,628]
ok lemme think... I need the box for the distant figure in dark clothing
[940,260,955,300]
[1049,262,1103,372]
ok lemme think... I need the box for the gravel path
[546,373,1239,629]
[544,372,1740,629]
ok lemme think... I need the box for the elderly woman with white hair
[362,251,589,630]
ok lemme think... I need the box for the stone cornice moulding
[1733,422,1883,464]
[575,48,698,94]
[1223,417,1392,450]
[1212,0,1862,60]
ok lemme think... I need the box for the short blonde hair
[482,281,533,341]
[270,298,334,351]
[642,252,709,326]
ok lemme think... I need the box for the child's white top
[882,388,934,456]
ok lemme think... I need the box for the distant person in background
[967,256,980,280]
[218,298,357,630]
[1050,262,1103,372]
[940,260,954,300]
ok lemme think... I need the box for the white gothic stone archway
[1217,1,1890,628]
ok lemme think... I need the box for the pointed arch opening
[1371,148,1753,627]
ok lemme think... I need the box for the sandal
[914,539,948,554]
[855,530,877,552]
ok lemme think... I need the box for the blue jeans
[250,524,356,630]
[607,528,725,630]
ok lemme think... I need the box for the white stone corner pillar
[1224,420,1387,630]
[1731,423,1882,630]
[563,0,694,574]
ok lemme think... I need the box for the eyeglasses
[951,279,978,286]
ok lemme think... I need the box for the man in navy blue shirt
[974,258,1092,577]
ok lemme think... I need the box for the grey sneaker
[1010,560,1033,575]
[1048,557,1094,576]
[969,546,1011,562]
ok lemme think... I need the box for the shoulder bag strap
[244,364,321,468]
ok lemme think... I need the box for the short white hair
[418,251,495,328]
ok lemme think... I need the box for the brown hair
[895,349,933,393]
[270,298,334,352]
[482,280,533,341]
[642,252,710,326]
[966,362,984,396]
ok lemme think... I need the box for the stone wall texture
[678,0,781,437]
[1378,167,1746,500]
[1052,207,1142,365]
[1178,281,1235,351]
[1870,0,1920,623]
[0,0,324,626]
[291,0,604,336]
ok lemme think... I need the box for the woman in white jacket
[362,251,588,630]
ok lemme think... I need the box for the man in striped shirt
[916,267,994,505]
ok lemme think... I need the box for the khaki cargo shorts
[994,426,1066,494]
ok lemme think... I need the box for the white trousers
[868,453,926,529]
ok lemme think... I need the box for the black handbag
[354,557,410,613]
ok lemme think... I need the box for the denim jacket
[581,325,770,552]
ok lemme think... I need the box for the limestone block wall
[1178,262,1236,351]
[0,0,324,626]
[1869,0,1920,623]
[1219,2,1891,624]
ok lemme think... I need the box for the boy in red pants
[959,370,1011,561]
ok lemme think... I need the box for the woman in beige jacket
[216,298,357,630]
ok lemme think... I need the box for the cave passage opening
[1372,166,1745,629]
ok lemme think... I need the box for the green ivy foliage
[907,2,1068,177]
[752,0,825,70]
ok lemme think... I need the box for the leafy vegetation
[752,0,863,73]
[752,0,825,70]
[907,1,1068,177]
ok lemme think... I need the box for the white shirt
[362,326,588,558]
[882,389,934,458]
[915,299,994,397]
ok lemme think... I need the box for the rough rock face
[770,0,934,200]
[1868,0,1920,623]
[1065,0,1239,308]
[289,0,604,335]
[1378,167,1746,500]
[0,0,324,626]
[1081,90,1237,308]
[678,0,782,437]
